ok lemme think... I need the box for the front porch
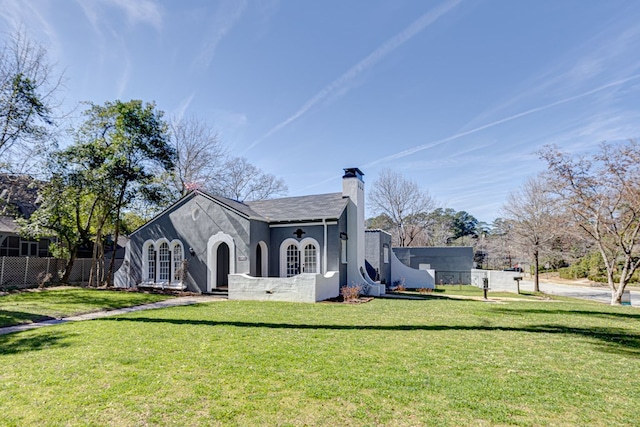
[228,272,340,303]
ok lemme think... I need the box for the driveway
[519,280,638,306]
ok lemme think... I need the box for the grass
[0,287,173,327]
[392,284,544,300]
[1,294,639,426]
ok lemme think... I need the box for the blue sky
[2,0,640,223]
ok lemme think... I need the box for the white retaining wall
[228,271,340,303]
[391,251,434,289]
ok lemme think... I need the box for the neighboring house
[115,168,434,302]
[0,174,52,257]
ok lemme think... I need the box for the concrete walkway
[0,295,225,336]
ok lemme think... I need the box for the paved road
[519,280,638,306]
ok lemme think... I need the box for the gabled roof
[0,174,43,219]
[198,192,265,220]
[131,190,350,236]
[0,215,18,234]
[246,192,348,222]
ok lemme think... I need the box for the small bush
[340,285,361,301]
[392,277,406,292]
[418,288,432,294]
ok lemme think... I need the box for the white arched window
[172,242,184,282]
[142,239,184,287]
[303,244,317,273]
[286,244,299,277]
[158,242,170,282]
[279,237,320,277]
[147,244,156,281]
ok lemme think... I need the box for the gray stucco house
[115,168,435,302]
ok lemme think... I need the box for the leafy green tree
[26,100,174,285]
[73,100,174,284]
[451,211,479,240]
[20,170,103,282]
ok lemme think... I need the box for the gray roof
[0,174,43,218]
[0,215,18,233]
[200,192,265,219]
[246,192,348,222]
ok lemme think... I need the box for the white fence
[470,269,522,292]
[0,257,123,289]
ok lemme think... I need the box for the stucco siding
[125,193,252,292]
[392,246,473,285]
[365,230,392,285]
[249,220,270,276]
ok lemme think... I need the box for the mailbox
[513,276,523,294]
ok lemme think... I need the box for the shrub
[340,284,361,301]
[418,288,432,294]
[392,277,406,291]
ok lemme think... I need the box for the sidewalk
[0,295,225,336]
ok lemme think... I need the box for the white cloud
[462,12,640,133]
[193,0,247,70]
[173,93,196,121]
[108,0,163,30]
[364,73,640,168]
[0,1,61,54]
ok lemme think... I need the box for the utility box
[621,289,632,306]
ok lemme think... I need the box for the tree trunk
[611,279,625,305]
[60,247,77,283]
[107,189,126,287]
[533,249,539,293]
[89,228,101,287]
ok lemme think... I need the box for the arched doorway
[256,244,262,277]
[216,242,230,288]
[207,232,236,293]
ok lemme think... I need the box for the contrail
[242,0,462,154]
[293,73,640,194]
[364,73,640,167]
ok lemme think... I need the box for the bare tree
[540,141,640,305]
[0,29,64,171]
[210,157,288,201]
[501,175,559,292]
[165,118,287,202]
[484,219,516,270]
[167,115,226,196]
[368,169,437,247]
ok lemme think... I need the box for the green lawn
[1,294,639,426]
[0,288,173,327]
[397,284,545,300]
